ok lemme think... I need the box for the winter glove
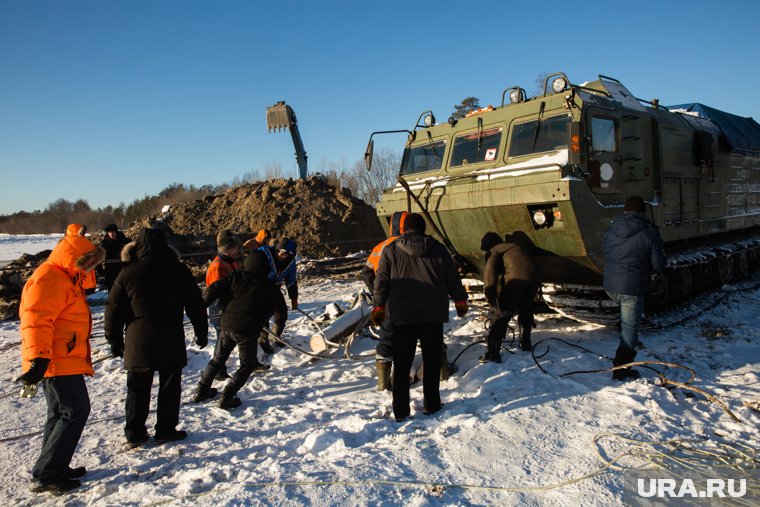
[455,300,468,318]
[110,342,124,358]
[370,306,385,326]
[195,332,208,349]
[15,358,50,386]
[290,298,298,310]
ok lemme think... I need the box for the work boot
[251,362,271,374]
[218,387,242,410]
[376,360,391,391]
[192,383,218,403]
[479,350,502,363]
[440,347,453,381]
[520,323,532,352]
[66,467,87,479]
[258,329,275,354]
[29,478,81,495]
[154,430,188,443]
[612,347,640,381]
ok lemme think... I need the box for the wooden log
[309,299,372,353]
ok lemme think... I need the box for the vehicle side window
[591,117,617,152]
[450,127,503,167]
[508,115,570,158]
[401,140,447,175]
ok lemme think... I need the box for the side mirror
[364,139,374,171]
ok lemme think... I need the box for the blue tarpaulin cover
[668,103,760,154]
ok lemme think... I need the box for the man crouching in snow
[193,249,277,409]
[17,226,104,495]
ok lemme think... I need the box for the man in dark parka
[372,213,468,421]
[480,231,541,362]
[603,196,665,380]
[105,228,208,445]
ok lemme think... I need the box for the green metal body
[373,76,760,284]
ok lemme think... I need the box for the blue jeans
[606,291,645,353]
[33,375,91,484]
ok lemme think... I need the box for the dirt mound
[125,177,385,260]
[0,178,385,320]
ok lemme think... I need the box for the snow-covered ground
[0,233,62,262]
[0,236,757,505]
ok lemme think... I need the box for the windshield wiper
[530,101,546,153]
[426,131,440,162]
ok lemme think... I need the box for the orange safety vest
[205,255,242,287]
[365,236,400,272]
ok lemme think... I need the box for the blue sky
[1,0,758,214]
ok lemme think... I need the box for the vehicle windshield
[450,127,503,167]
[400,139,447,175]
[508,114,570,158]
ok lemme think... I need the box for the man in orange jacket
[361,211,407,391]
[17,227,104,495]
[205,230,243,380]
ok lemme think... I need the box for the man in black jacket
[194,250,277,409]
[105,228,208,446]
[99,224,131,291]
[603,196,665,381]
[372,213,468,421]
[480,231,541,362]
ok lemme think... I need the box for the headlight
[552,77,567,94]
[509,89,522,104]
[533,210,547,226]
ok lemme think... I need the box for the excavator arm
[266,101,308,180]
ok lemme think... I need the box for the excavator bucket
[266,101,296,132]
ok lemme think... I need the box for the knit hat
[104,223,118,233]
[276,238,297,255]
[480,232,502,252]
[216,230,241,255]
[403,213,426,233]
[624,196,645,213]
[244,250,270,280]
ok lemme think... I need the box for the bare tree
[263,160,285,180]
[346,147,400,204]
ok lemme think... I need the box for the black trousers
[375,318,393,362]
[200,329,262,395]
[260,290,288,340]
[33,375,91,484]
[125,369,182,440]
[487,283,539,354]
[391,322,443,420]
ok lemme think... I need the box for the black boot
[479,349,502,363]
[612,347,640,381]
[376,360,391,391]
[258,329,274,354]
[440,346,454,380]
[218,386,242,410]
[192,382,218,403]
[519,331,532,352]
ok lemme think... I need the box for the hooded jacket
[19,231,104,377]
[373,231,467,326]
[603,212,666,296]
[362,211,408,290]
[203,250,278,336]
[66,223,97,291]
[483,239,540,308]
[104,228,207,371]
[259,244,298,301]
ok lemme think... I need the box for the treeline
[0,184,223,234]
[0,149,400,234]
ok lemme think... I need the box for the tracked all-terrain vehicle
[364,74,760,322]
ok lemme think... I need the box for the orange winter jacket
[205,254,242,287]
[66,223,97,291]
[19,232,103,377]
[242,229,271,251]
